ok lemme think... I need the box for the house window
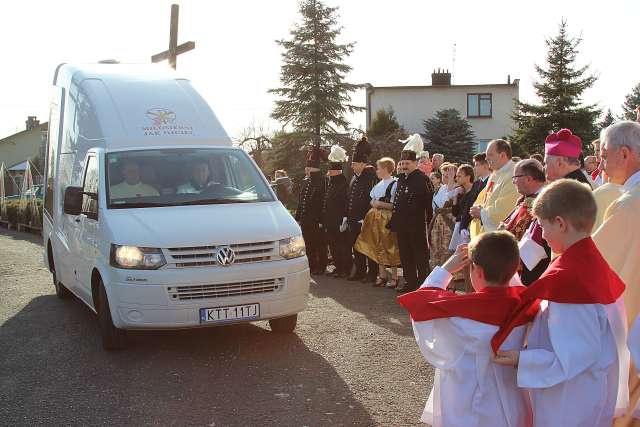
[467,93,492,118]
[476,139,491,153]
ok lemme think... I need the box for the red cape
[491,237,625,353]
[398,285,539,327]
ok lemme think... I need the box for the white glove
[339,217,348,233]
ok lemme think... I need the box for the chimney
[507,74,511,84]
[26,116,39,131]
[431,68,452,86]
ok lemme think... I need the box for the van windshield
[106,148,274,208]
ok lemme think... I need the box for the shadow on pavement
[309,274,412,337]
[0,293,375,426]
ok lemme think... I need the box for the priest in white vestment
[593,121,640,426]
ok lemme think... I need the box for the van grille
[167,278,284,300]
[164,241,277,268]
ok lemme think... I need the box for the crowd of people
[292,133,436,294]
[285,107,640,426]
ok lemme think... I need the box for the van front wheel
[269,314,298,333]
[97,280,127,350]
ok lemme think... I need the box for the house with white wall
[366,70,519,153]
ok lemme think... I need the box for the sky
[1,0,639,140]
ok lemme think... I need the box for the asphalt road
[0,227,434,426]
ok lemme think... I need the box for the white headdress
[399,134,424,155]
[328,145,348,163]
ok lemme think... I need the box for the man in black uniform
[345,136,379,283]
[388,134,433,294]
[322,145,351,278]
[295,146,327,275]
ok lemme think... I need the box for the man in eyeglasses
[498,159,547,285]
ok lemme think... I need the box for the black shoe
[396,284,416,294]
[347,273,365,282]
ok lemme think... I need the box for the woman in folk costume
[354,157,401,288]
[429,163,458,269]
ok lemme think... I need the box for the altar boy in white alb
[398,232,538,427]
[492,180,627,427]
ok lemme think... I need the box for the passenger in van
[177,160,214,194]
[110,160,160,199]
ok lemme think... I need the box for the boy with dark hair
[492,179,628,427]
[398,231,537,426]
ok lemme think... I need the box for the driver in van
[110,159,160,199]
[177,160,213,194]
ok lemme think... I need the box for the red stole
[491,237,626,353]
[398,285,539,327]
[504,195,536,241]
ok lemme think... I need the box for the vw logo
[216,246,236,266]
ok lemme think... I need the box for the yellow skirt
[354,208,401,267]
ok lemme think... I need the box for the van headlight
[279,235,306,259]
[110,245,166,270]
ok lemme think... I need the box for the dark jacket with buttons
[322,174,348,232]
[347,166,377,222]
[388,169,433,233]
[295,172,325,226]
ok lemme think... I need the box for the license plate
[200,303,260,324]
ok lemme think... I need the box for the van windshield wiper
[109,201,169,209]
[172,198,253,206]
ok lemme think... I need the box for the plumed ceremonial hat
[328,145,348,171]
[399,134,424,161]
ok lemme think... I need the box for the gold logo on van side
[145,108,176,126]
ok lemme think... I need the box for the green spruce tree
[423,109,475,164]
[511,20,600,155]
[368,108,401,137]
[598,109,616,131]
[621,82,640,121]
[269,0,362,148]
[367,108,407,161]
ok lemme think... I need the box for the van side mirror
[63,186,83,215]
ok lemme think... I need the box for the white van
[42,63,310,349]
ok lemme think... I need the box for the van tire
[52,268,70,299]
[97,279,127,350]
[269,314,298,334]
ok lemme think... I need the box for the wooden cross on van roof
[151,4,195,70]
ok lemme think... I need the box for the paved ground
[0,227,434,426]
